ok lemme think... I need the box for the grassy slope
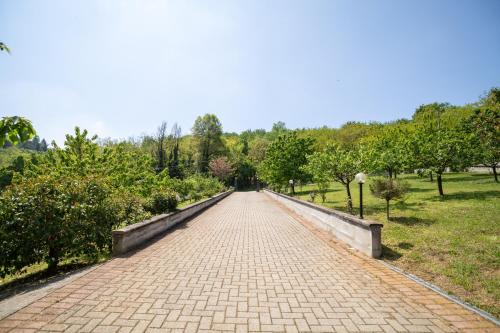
[295,173,499,317]
[0,147,34,168]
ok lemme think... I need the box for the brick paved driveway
[0,192,497,332]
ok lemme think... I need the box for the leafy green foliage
[301,150,330,202]
[0,126,226,276]
[362,122,412,177]
[0,117,36,146]
[0,174,119,277]
[192,114,224,173]
[466,107,499,182]
[411,104,474,195]
[259,132,313,193]
[145,187,178,215]
[369,178,409,219]
[304,144,363,211]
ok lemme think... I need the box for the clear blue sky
[1,0,499,144]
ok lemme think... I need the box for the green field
[295,172,499,317]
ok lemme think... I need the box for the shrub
[145,187,178,215]
[183,174,224,201]
[0,174,118,277]
[369,178,409,220]
[110,191,151,227]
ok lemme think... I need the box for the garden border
[264,189,383,258]
[112,190,233,255]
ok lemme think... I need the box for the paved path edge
[379,260,500,326]
[0,263,102,320]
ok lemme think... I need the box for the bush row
[0,173,225,278]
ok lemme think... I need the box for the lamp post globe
[355,172,366,184]
[355,172,367,219]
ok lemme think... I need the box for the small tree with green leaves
[464,108,499,182]
[302,151,330,203]
[411,103,474,196]
[259,132,313,194]
[369,178,409,220]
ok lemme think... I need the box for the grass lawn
[294,172,499,317]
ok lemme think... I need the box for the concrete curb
[264,189,383,258]
[113,190,234,255]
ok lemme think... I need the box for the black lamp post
[355,172,367,219]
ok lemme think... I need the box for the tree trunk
[388,169,393,178]
[493,166,498,183]
[47,246,60,275]
[346,183,352,212]
[394,171,398,179]
[386,200,390,220]
[430,171,433,182]
[437,173,444,196]
[291,183,295,195]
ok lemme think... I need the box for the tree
[322,144,363,212]
[192,114,224,173]
[168,123,182,178]
[153,122,168,173]
[467,108,500,182]
[248,138,269,167]
[478,87,500,110]
[0,116,36,146]
[302,151,331,202]
[209,156,234,184]
[363,123,411,178]
[369,178,409,220]
[268,121,288,140]
[40,138,48,151]
[412,103,473,196]
[259,132,313,194]
[0,174,120,275]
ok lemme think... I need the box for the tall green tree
[302,151,331,202]
[412,104,473,196]
[259,132,313,194]
[168,123,182,178]
[363,122,411,178]
[192,114,224,173]
[467,108,499,182]
[153,122,168,173]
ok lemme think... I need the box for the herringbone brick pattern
[0,192,497,332]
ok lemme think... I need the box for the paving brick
[0,192,497,332]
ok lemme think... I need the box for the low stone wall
[112,190,233,255]
[264,189,383,258]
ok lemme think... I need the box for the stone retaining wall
[112,190,233,255]
[264,189,383,258]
